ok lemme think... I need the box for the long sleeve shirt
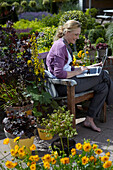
[46,38,74,79]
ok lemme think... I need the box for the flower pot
[97,48,108,59]
[4,128,35,150]
[9,136,35,150]
[51,137,76,156]
[5,103,33,116]
[37,128,53,140]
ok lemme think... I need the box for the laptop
[76,55,107,78]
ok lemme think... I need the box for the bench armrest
[48,78,77,86]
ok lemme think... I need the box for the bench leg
[67,86,76,128]
[100,102,106,123]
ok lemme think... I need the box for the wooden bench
[39,52,107,128]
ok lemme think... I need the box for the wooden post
[67,85,76,128]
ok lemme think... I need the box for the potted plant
[84,39,96,62]
[96,42,108,59]
[41,106,77,156]
[2,111,37,150]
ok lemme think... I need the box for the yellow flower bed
[1,138,113,169]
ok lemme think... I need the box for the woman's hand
[89,62,102,67]
[67,66,88,78]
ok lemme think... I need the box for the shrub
[85,8,98,17]
[105,23,113,55]
[104,22,111,29]
[41,12,63,27]
[76,34,85,52]
[95,37,105,46]
[18,32,29,40]
[13,19,44,30]
[59,10,87,34]
[88,28,105,44]
[21,0,27,7]
[12,2,19,8]
[85,17,96,30]
[36,26,57,52]
[95,25,104,30]
[60,1,80,12]
[29,0,37,8]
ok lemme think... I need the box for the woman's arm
[67,66,88,78]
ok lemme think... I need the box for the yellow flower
[86,51,89,54]
[82,156,89,165]
[27,60,32,66]
[95,149,103,155]
[51,157,56,165]
[27,162,30,167]
[30,163,36,170]
[14,145,19,154]
[33,155,39,162]
[107,139,110,142]
[76,143,82,150]
[30,144,36,151]
[10,149,16,156]
[43,162,50,169]
[18,152,26,158]
[43,154,51,163]
[103,161,112,168]
[3,138,9,145]
[92,144,98,150]
[83,142,91,152]
[101,156,109,162]
[53,151,58,159]
[14,137,20,142]
[29,156,34,161]
[60,157,70,164]
[106,152,110,157]
[5,161,14,169]
[89,156,95,162]
[71,148,76,156]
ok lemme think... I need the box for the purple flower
[18,12,52,21]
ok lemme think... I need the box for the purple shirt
[46,38,74,79]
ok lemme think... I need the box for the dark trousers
[55,70,113,118]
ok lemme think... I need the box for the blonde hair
[54,20,81,41]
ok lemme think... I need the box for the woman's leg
[73,71,109,132]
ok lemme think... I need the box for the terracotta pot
[5,103,33,116]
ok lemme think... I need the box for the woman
[46,20,113,132]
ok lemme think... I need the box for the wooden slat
[74,92,94,104]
